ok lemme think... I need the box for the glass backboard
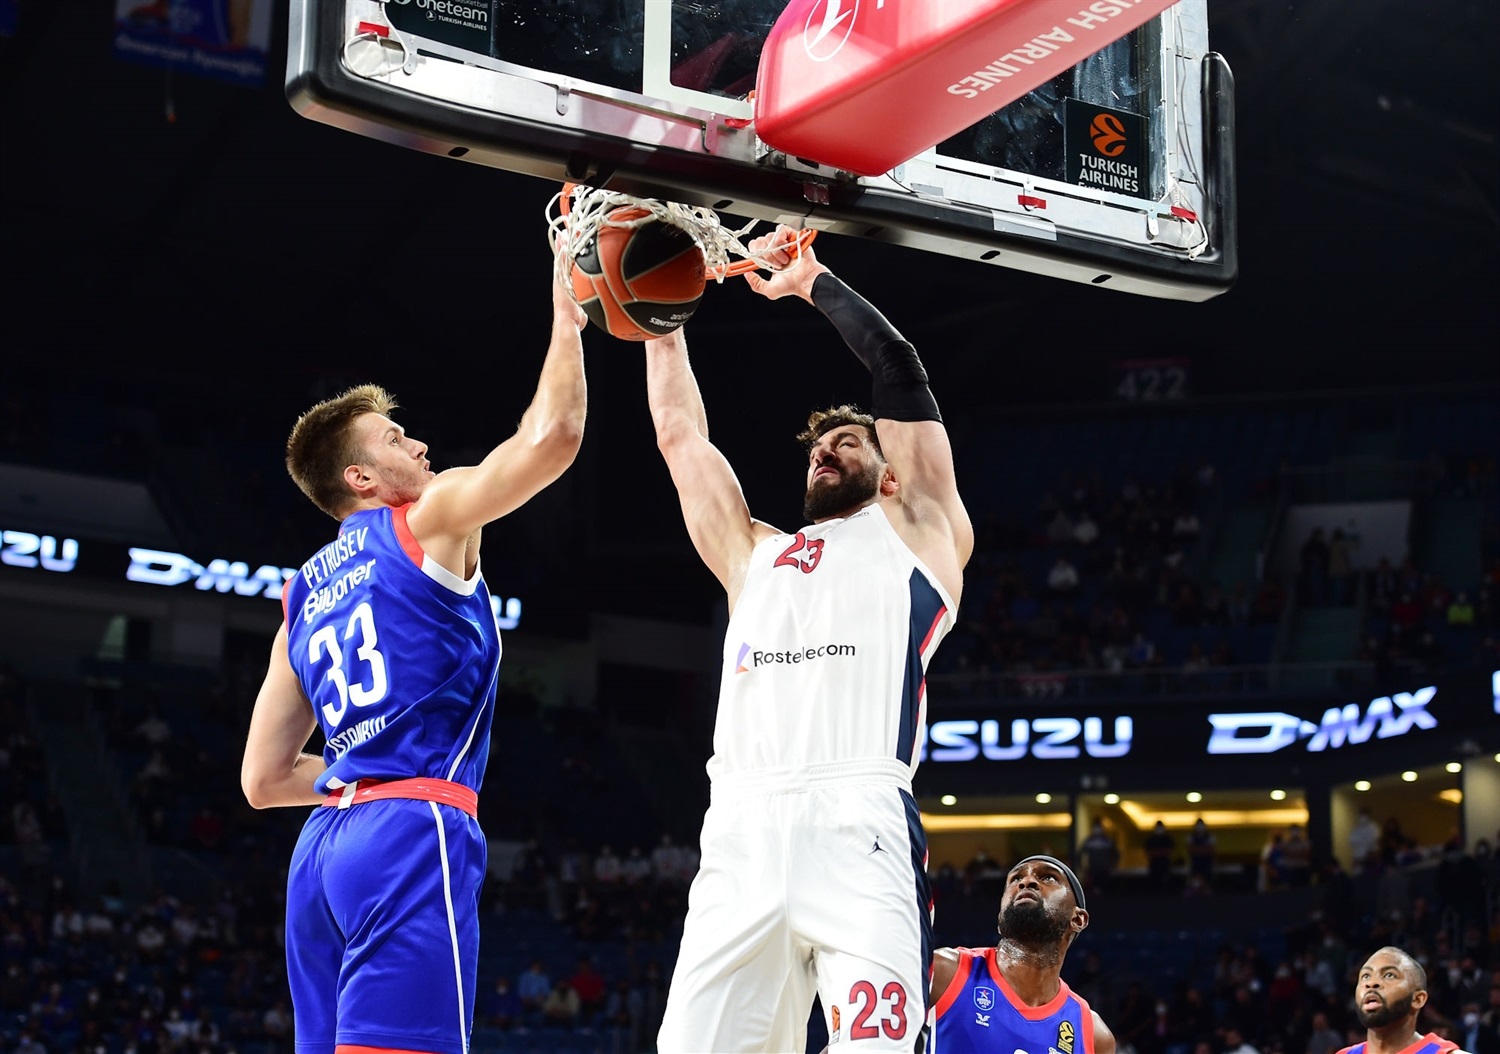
[287,0,1236,300]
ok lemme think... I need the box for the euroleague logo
[803,0,859,62]
[1089,112,1129,157]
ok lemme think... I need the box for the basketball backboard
[287,0,1236,301]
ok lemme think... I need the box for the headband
[1013,855,1087,912]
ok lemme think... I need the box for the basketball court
[287,0,1236,302]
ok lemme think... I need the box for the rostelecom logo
[1090,113,1128,157]
[735,642,753,674]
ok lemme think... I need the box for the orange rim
[560,183,817,278]
[712,228,818,278]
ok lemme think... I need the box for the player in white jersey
[650,227,973,1053]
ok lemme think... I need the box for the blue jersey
[1336,1036,1458,1054]
[931,948,1096,1054]
[283,504,500,797]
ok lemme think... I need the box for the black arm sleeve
[810,273,942,424]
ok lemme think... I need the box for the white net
[546,184,802,294]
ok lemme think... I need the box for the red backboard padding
[754,0,1180,177]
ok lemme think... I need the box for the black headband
[1013,855,1087,912]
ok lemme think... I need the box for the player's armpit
[241,624,325,809]
[875,418,974,564]
[929,947,962,1006]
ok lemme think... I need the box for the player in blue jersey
[1335,947,1469,1054]
[240,279,587,1054]
[927,856,1116,1054]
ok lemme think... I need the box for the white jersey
[709,503,956,781]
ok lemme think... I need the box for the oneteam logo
[1205,688,1438,755]
[803,0,859,61]
[1090,112,1128,156]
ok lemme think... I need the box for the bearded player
[927,856,1116,1053]
[1335,947,1472,1054]
[648,227,972,1051]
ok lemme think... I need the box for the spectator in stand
[1350,808,1382,873]
[1172,584,1204,627]
[1327,529,1354,606]
[1146,821,1176,890]
[1391,592,1423,632]
[651,833,684,885]
[1260,832,1286,893]
[1188,818,1216,886]
[263,997,293,1043]
[1128,631,1159,669]
[568,957,607,1018]
[1075,510,1101,547]
[622,845,652,885]
[481,974,522,1030]
[134,704,173,750]
[1379,816,1409,866]
[1369,558,1399,613]
[1172,508,1201,542]
[1049,556,1081,596]
[1477,985,1500,1054]
[1224,1025,1263,1054]
[1081,820,1120,896]
[1306,1012,1343,1054]
[542,979,581,1027]
[188,805,224,852]
[594,844,622,888]
[1047,507,1076,545]
[1300,528,1331,606]
[517,959,551,1020]
[1281,825,1312,888]
[1448,592,1476,628]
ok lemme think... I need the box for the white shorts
[658,761,931,1053]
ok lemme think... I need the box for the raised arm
[645,326,777,606]
[405,281,588,545]
[746,230,973,589]
[241,623,326,809]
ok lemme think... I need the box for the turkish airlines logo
[803,0,858,61]
[1090,113,1128,156]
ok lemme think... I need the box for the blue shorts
[286,798,486,1054]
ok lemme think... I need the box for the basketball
[570,208,706,341]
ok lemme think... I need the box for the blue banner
[0,0,19,37]
[112,0,272,87]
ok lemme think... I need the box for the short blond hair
[285,384,398,520]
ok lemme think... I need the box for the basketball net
[547,184,815,294]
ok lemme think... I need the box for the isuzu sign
[922,716,1133,762]
[1205,688,1437,755]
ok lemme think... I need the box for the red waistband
[321,778,478,818]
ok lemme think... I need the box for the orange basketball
[570,209,706,341]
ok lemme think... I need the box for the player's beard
[997,898,1071,946]
[1356,993,1414,1030]
[803,460,883,522]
